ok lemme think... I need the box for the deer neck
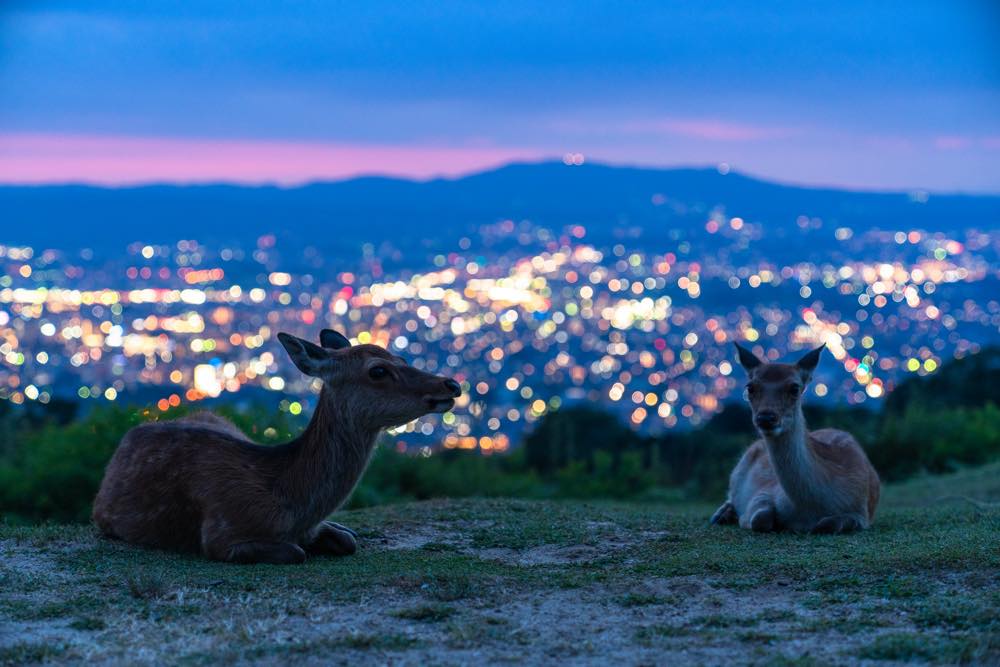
[761,406,824,509]
[278,386,380,527]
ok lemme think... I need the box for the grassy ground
[2,464,999,666]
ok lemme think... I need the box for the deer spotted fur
[92,329,462,564]
[710,344,880,534]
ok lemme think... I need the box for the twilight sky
[1,1,998,191]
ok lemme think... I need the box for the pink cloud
[619,118,799,142]
[548,117,799,142]
[933,135,972,151]
[0,133,547,185]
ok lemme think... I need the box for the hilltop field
[1,464,998,666]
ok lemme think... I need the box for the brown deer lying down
[710,344,880,534]
[93,329,462,564]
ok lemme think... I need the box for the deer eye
[368,366,389,381]
[787,384,801,396]
[746,383,760,397]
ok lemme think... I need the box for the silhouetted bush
[870,402,1000,480]
[351,447,541,508]
[0,405,141,523]
[883,348,1000,415]
[523,405,644,475]
[552,450,656,499]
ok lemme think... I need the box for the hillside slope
[3,162,999,248]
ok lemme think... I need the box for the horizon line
[1,160,997,198]
[1,133,998,196]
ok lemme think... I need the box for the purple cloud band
[0,133,547,185]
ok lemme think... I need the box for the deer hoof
[710,502,738,525]
[225,541,307,565]
[324,520,358,538]
[307,522,358,556]
[749,507,776,533]
[811,515,861,535]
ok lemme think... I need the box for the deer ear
[319,329,351,350]
[796,344,825,380]
[734,343,763,374]
[278,332,332,377]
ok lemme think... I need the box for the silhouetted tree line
[1,348,997,523]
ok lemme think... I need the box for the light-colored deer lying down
[93,329,462,564]
[710,344,880,534]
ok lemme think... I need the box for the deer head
[277,329,462,429]
[734,343,824,437]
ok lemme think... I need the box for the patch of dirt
[323,577,904,666]
[476,543,607,566]
[369,524,454,551]
[1,539,72,582]
[0,539,100,655]
[373,519,493,551]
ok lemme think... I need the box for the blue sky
[1,1,998,190]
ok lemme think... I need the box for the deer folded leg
[324,521,358,539]
[749,507,777,532]
[741,494,778,533]
[710,501,738,525]
[303,521,357,556]
[811,514,863,535]
[223,541,307,565]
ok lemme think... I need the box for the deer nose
[755,411,780,431]
[442,378,462,397]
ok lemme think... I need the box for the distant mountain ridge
[2,161,998,249]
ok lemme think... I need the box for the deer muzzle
[423,377,462,412]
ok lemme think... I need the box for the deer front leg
[740,494,778,533]
[811,514,864,535]
[710,501,738,525]
[303,520,357,556]
[201,516,308,564]
[223,541,307,565]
